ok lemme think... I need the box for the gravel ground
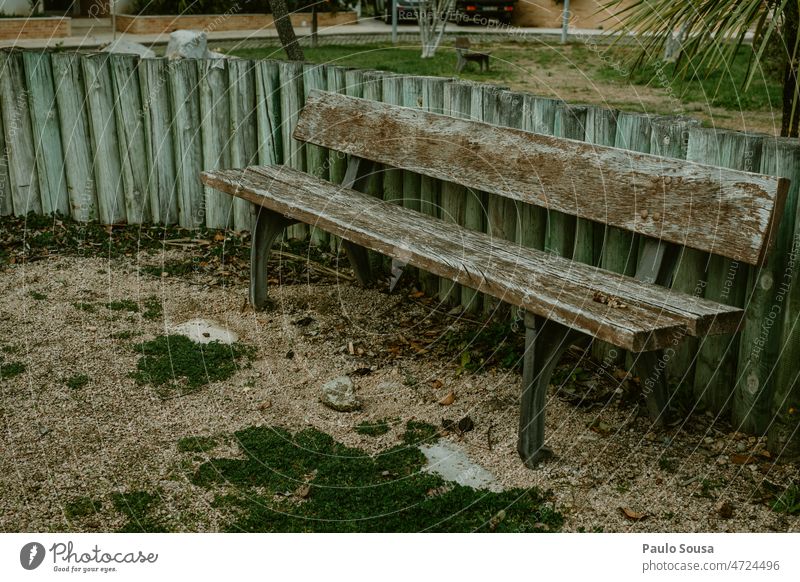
[1,253,798,532]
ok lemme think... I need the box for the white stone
[419,440,502,492]
[171,319,238,345]
[102,39,156,58]
[320,376,362,412]
[165,30,209,60]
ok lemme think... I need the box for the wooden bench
[201,91,788,468]
[455,37,491,73]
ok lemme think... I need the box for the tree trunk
[270,0,305,61]
[781,0,799,137]
[311,6,318,49]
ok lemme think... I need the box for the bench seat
[201,164,742,353]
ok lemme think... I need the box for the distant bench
[201,91,787,468]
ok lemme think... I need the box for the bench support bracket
[518,311,588,468]
[250,205,297,310]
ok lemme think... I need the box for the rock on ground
[320,376,362,412]
[102,39,155,58]
[419,440,503,492]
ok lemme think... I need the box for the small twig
[273,250,356,282]
[487,420,494,451]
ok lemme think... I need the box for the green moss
[111,490,166,533]
[72,301,96,313]
[110,330,139,340]
[105,299,139,313]
[191,425,562,532]
[0,361,25,379]
[64,496,102,520]
[355,418,395,437]
[142,296,163,321]
[29,291,47,300]
[441,320,524,374]
[131,335,254,397]
[402,420,440,446]
[178,436,219,453]
[65,374,89,390]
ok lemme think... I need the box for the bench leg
[250,205,296,311]
[633,350,670,427]
[341,240,373,286]
[518,312,585,468]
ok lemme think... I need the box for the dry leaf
[438,391,456,406]
[620,507,647,521]
[431,379,443,390]
[214,232,225,241]
[731,453,755,465]
[409,291,425,298]
[294,484,311,499]
[717,501,734,519]
[258,400,272,411]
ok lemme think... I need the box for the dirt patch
[0,253,798,532]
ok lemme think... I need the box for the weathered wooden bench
[201,91,787,468]
[455,37,491,73]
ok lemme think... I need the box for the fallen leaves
[620,507,647,521]
[438,391,456,406]
[593,291,628,309]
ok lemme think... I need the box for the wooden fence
[1,49,799,455]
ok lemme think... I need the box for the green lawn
[228,41,781,116]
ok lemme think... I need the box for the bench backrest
[293,91,788,266]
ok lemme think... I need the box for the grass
[0,361,26,379]
[64,496,102,521]
[178,436,219,453]
[773,484,800,515]
[29,291,46,300]
[131,334,255,397]
[189,424,562,532]
[65,374,89,390]
[442,319,524,374]
[111,491,165,533]
[596,46,782,113]
[105,299,139,313]
[227,42,778,115]
[355,418,396,437]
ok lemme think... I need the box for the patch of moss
[72,301,96,313]
[191,425,562,532]
[0,361,26,379]
[178,436,219,453]
[105,299,139,313]
[111,490,166,533]
[402,420,440,446]
[131,335,254,397]
[142,296,163,321]
[110,330,139,340]
[64,496,102,520]
[29,291,47,300]
[355,418,395,437]
[441,320,524,374]
[65,374,89,390]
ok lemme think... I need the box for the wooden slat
[168,59,204,229]
[279,60,306,240]
[138,58,178,225]
[0,109,10,216]
[22,51,70,217]
[51,52,97,222]
[109,54,150,224]
[201,165,743,352]
[198,59,233,229]
[81,53,126,225]
[229,58,258,231]
[294,91,787,266]
[0,50,41,216]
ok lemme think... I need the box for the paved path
[2,16,609,49]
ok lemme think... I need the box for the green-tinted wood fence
[1,48,799,456]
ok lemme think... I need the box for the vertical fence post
[255,60,283,168]
[279,60,307,240]
[583,106,618,266]
[0,50,42,217]
[51,52,97,223]
[168,58,204,229]
[109,54,150,224]
[439,80,474,306]
[520,95,560,252]
[303,62,330,247]
[198,59,233,230]
[229,59,259,231]
[740,138,800,442]
[693,130,763,416]
[138,58,178,225]
[0,108,10,217]
[22,51,69,218]
[82,53,126,225]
